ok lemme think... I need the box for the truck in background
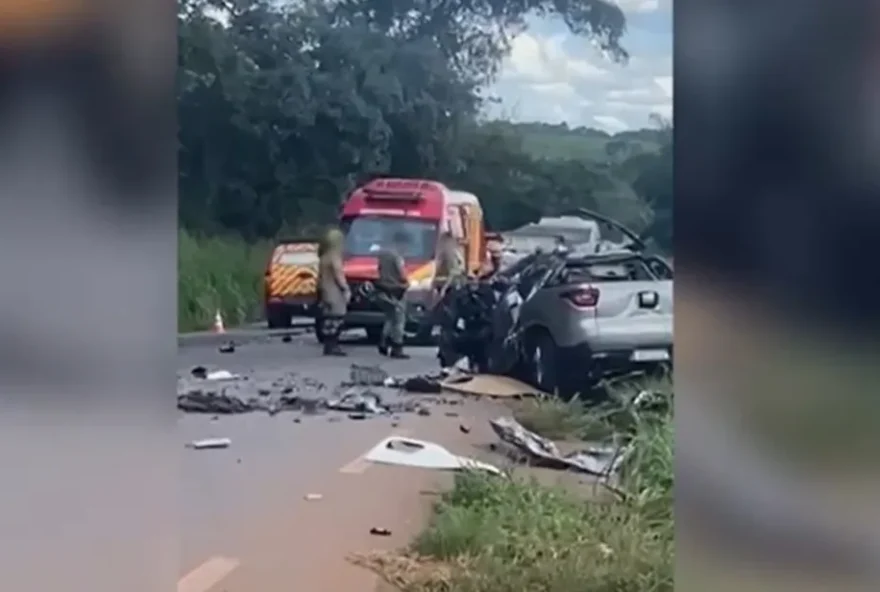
[339,177,486,342]
[263,238,319,328]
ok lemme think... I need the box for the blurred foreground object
[677,0,880,590]
[0,1,174,592]
[0,0,90,41]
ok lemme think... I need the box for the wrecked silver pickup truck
[439,210,672,401]
[490,249,672,399]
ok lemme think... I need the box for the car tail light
[561,286,600,308]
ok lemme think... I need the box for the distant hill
[485,121,664,163]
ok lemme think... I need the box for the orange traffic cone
[212,309,225,334]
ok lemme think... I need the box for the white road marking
[178,556,240,592]
[339,429,411,474]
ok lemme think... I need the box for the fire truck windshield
[341,216,439,261]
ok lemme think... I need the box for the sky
[486,0,672,132]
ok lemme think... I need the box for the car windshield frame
[341,215,439,261]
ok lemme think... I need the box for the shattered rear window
[563,260,652,282]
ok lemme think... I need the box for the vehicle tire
[266,307,290,329]
[364,325,383,344]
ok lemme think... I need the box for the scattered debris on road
[326,390,385,414]
[179,391,252,413]
[178,374,458,417]
[369,527,392,537]
[489,417,625,476]
[304,493,323,501]
[178,389,323,414]
[178,362,481,419]
[347,364,391,386]
[459,424,471,434]
[188,437,232,450]
[400,374,442,394]
[364,436,502,475]
[218,342,236,354]
[302,376,327,391]
[190,366,242,381]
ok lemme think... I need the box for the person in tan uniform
[375,230,411,358]
[432,232,465,296]
[316,228,351,356]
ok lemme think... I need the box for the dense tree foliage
[178,0,671,250]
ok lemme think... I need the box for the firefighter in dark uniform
[316,228,351,356]
[375,230,411,358]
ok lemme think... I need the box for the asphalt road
[177,330,503,591]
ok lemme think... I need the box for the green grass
[177,229,271,332]
[359,382,673,592]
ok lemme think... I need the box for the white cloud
[531,82,577,97]
[594,115,629,132]
[488,13,672,131]
[653,75,673,98]
[506,33,609,84]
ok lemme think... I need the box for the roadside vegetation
[353,382,674,592]
[178,229,270,332]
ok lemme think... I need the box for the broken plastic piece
[370,527,392,536]
[364,436,501,475]
[206,370,240,381]
[188,437,231,449]
[490,417,625,475]
[327,391,385,414]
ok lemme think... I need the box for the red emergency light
[363,191,423,201]
[363,179,436,202]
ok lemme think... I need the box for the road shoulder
[207,400,505,592]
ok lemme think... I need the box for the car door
[487,258,550,374]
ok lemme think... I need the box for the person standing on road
[317,228,351,356]
[433,232,465,296]
[375,230,411,359]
